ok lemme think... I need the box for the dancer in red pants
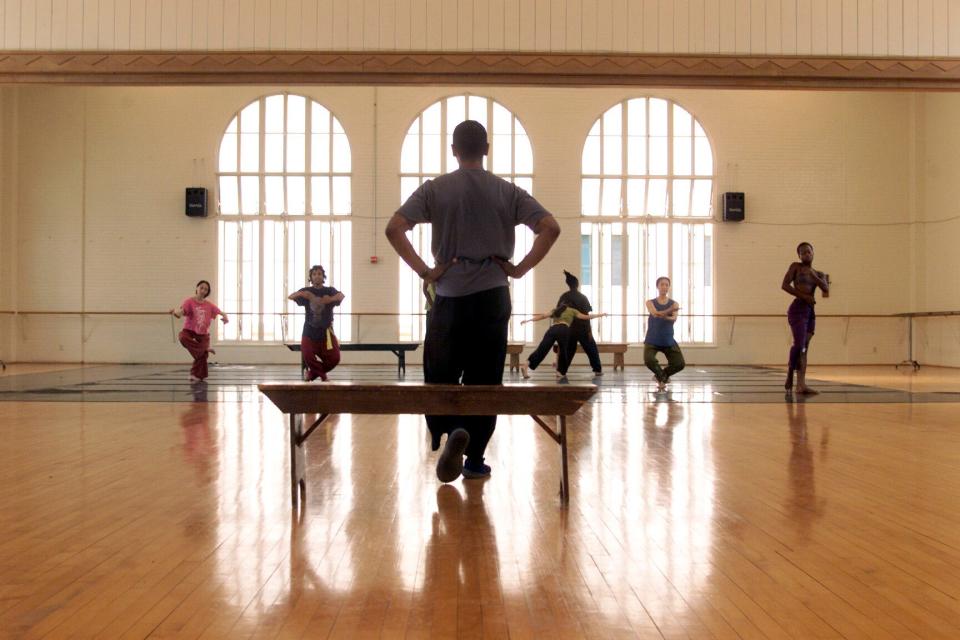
[170,280,229,381]
[288,265,345,382]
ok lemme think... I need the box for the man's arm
[495,214,561,279]
[384,212,452,283]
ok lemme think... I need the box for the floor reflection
[785,403,827,541]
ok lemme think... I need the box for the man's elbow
[537,216,561,241]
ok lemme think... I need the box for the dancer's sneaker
[436,428,469,483]
[462,458,491,479]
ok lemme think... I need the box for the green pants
[644,344,685,382]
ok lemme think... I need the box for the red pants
[179,329,211,380]
[301,330,340,381]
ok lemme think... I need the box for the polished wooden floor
[2,366,960,638]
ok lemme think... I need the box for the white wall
[1,84,925,365]
[0,0,958,57]
[914,92,960,367]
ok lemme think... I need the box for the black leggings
[528,324,573,375]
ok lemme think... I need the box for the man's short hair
[796,242,813,254]
[452,120,489,161]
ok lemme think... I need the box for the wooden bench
[568,342,628,371]
[506,343,525,372]
[285,343,419,377]
[258,382,597,508]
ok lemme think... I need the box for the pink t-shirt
[181,298,221,335]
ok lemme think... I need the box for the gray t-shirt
[397,168,550,297]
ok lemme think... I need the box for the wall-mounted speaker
[722,192,744,222]
[185,187,207,217]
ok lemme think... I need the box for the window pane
[219,133,237,172]
[691,179,712,216]
[312,103,330,133]
[492,103,511,135]
[219,176,239,215]
[423,102,441,133]
[312,133,330,173]
[694,136,713,175]
[265,95,284,133]
[287,133,305,173]
[287,95,306,133]
[423,134,441,174]
[627,135,646,175]
[265,176,284,214]
[240,101,259,133]
[265,133,284,172]
[287,176,305,215]
[240,221,259,340]
[627,98,646,135]
[262,220,282,341]
[311,176,330,214]
[626,179,646,217]
[646,179,667,216]
[603,131,621,174]
[447,95,466,134]
[515,136,533,174]
[649,98,667,135]
[649,136,667,175]
[240,133,259,172]
[468,95,488,130]
[582,178,600,216]
[582,135,601,175]
[601,178,622,215]
[401,133,419,173]
[332,177,351,214]
[672,179,691,216]
[332,133,351,172]
[673,104,692,136]
[514,177,532,194]
[492,133,512,174]
[673,134,692,175]
[240,176,259,214]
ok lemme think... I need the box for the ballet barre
[258,382,597,509]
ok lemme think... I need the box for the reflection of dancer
[556,270,603,376]
[782,242,830,394]
[644,277,684,392]
[786,403,826,541]
[170,280,228,382]
[520,305,606,380]
[288,264,345,382]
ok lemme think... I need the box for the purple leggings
[787,300,815,370]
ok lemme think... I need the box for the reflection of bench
[285,343,419,377]
[258,382,597,508]
[550,342,629,371]
[506,343,525,372]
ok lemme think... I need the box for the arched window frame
[398,94,536,343]
[580,97,715,344]
[216,93,352,343]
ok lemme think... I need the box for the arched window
[398,94,535,343]
[217,94,352,342]
[581,98,714,343]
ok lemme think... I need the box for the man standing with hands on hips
[385,120,561,483]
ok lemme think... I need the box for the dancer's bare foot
[784,369,795,390]
[797,385,819,395]
[520,363,531,379]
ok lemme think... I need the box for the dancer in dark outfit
[556,270,603,376]
[644,277,684,392]
[782,242,830,395]
[521,305,606,380]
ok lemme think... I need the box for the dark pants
[568,318,602,372]
[301,330,341,381]
[787,300,816,370]
[424,286,511,462]
[528,324,574,375]
[644,343,685,382]
[179,329,210,380]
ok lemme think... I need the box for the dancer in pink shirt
[170,280,229,381]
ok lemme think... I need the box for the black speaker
[722,192,744,221]
[185,187,207,217]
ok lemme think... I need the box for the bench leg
[614,353,624,372]
[510,353,519,373]
[290,413,306,508]
[559,415,569,504]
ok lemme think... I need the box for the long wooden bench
[258,382,597,508]
[506,343,525,372]
[571,342,628,371]
[285,343,419,377]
